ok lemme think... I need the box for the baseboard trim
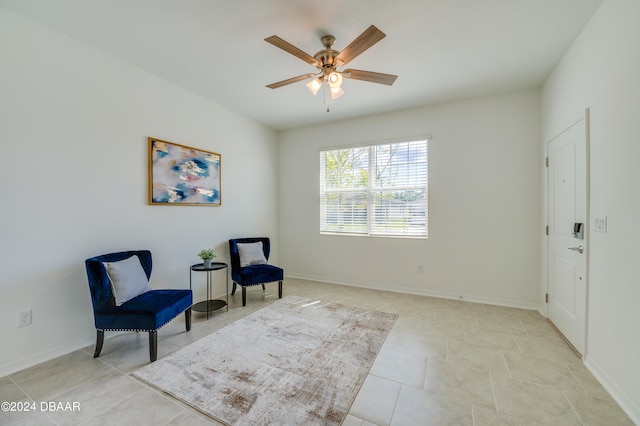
[285,273,540,311]
[0,336,95,378]
[584,357,640,425]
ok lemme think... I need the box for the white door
[547,117,588,356]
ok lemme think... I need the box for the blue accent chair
[228,238,283,306]
[85,250,192,362]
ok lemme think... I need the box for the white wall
[541,0,640,422]
[0,7,279,376]
[279,90,541,308]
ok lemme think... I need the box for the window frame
[319,137,429,239]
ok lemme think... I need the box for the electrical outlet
[18,310,32,327]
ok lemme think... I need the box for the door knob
[568,245,584,254]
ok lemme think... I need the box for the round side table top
[191,262,228,272]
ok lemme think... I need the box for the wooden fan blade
[266,73,316,89]
[334,25,386,66]
[265,36,321,67]
[343,69,398,86]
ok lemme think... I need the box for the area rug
[133,296,397,425]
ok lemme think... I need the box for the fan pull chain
[323,84,332,112]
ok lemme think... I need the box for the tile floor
[1,278,633,425]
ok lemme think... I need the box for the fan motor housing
[314,49,339,68]
[314,35,340,69]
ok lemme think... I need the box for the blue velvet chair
[85,250,192,362]
[228,238,283,306]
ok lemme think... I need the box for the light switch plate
[594,216,607,233]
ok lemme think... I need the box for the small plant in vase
[198,248,216,268]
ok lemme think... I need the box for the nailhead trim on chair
[96,309,187,332]
[233,281,280,287]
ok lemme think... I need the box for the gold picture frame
[148,137,221,206]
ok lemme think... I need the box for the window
[320,138,428,238]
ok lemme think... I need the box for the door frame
[545,108,590,359]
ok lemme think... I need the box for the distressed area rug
[133,296,397,425]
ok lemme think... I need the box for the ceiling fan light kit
[265,25,397,111]
[329,85,344,99]
[328,71,343,88]
[306,76,323,95]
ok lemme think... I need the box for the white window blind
[320,139,428,237]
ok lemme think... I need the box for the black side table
[190,262,229,319]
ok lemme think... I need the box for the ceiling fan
[265,25,397,106]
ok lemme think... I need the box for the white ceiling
[1,0,602,130]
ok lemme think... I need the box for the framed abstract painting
[148,137,221,206]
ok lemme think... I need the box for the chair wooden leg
[278,280,283,299]
[242,287,247,306]
[149,330,157,362]
[185,308,192,332]
[94,330,104,358]
[231,282,237,295]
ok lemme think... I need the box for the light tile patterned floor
[1,279,633,425]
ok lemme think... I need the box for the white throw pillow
[103,255,152,306]
[237,242,267,267]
